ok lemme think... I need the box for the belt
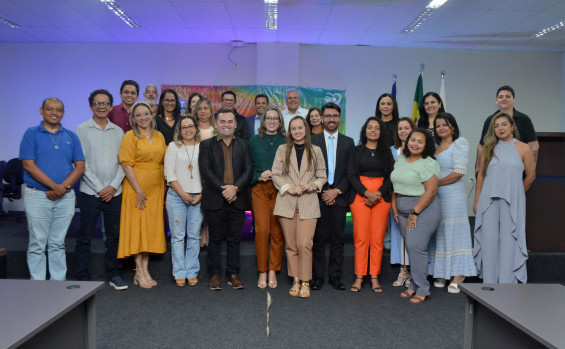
[27,185,47,191]
[395,193,418,197]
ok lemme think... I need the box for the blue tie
[328,135,334,185]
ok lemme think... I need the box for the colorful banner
[161,84,347,133]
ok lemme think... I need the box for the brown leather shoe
[228,274,245,289]
[209,275,222,291]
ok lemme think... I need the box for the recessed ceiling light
[100,0,140,28]
[0,16,23,29]
[265,0,278,30]
[402,0,449,34]
[533,20,565,38]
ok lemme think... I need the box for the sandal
[393,268,410,287]
[410,295,431,304]
[188,278,198,287]
[350,276,363,292]
[400,289,415,298]
[433,278,446,288]
[299,281,311,298]
[175,279,186,287]
[258,272,267,289]
[371,276,383,293]
[289,280,300,297]
[268,280,278,289]
[448,277,465,294]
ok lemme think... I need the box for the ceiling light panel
[100,0,140,28]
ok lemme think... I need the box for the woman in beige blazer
[272,116,327,298]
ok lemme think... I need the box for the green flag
[412,73,423,122]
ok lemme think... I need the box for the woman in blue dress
[428,113,476,293]
[474,113,535,284]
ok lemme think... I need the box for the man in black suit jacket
[199,109,253,291]
[214,90,251,141]
[311,102,355,290]
[246,94,269,137]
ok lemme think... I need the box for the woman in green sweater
[249,106,287,289]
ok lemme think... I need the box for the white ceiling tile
[190,28,235,43]
[456,10,537,35]
[145,28,197,42]
[277,3,332,30]
[324,2,387,31]
[277,29,322,44]
[171,1,231,28]
[225,2,266,29]
[359,32,406,46]
[318,30,366,46]
[234,28,279,43]
[495,0,562,11]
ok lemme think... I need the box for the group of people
[19,80,537,303]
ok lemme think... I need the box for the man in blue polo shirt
[19,98,85,280]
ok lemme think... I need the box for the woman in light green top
[391,128,441,304]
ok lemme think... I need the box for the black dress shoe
[311,278,323,290]
[329,276,346,290]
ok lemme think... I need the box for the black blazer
[347,144,394,203]
[311,132,355,208]
[198,137,253,211]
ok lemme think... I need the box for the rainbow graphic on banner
[161,84,347,133]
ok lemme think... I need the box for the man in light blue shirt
[246,94,269,137]
[19,98,85,280]
[75,89,127,289]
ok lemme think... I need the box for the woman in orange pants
[347,117,394,293]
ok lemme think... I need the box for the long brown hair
[284,116,314,174]
[482,112,520,176]
[130,102,157,139]
[258,106,286,138]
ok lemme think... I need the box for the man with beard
[310,102,354,290]
[143,84,159,115]
[199,109,253,290]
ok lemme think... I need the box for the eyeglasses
[265,117,279,122]
[323,114,340,119]
[164,99,176,103]
[222,98,235,103]
[181,125,196,131]
[134,111,151,118]
[92,101,111,107]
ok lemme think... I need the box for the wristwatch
[336,188,343,195]
[409,209,420,216]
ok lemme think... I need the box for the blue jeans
[24,186,76,280]
[166,189,203,280]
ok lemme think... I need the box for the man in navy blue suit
[246,94,269,137]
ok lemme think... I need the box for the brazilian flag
[412,73,423,122]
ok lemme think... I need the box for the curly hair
[402,128,436,159]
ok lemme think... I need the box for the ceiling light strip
[0,16,23,29]
[100,0,140,28]
[265,0,278,30]
[402,0,448,34]
[533,20,565,38]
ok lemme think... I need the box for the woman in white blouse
[164,116,204,287]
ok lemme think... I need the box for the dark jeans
[312,199,348,280]
[75,193,122,281]
[205,203,245,277]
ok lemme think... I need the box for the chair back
[4,158,23,200]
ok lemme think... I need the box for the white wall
[1,42,563,212]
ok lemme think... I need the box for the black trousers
[312,199,348,279]
[75,193,122,281]
[205,203,245,277]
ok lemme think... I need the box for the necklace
[366,145,377,157]
[184,143,196,179]
[49,131,62,149]
[294,143,305,150]
[266,134,277,146]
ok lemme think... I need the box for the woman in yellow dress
[118,102,167,288]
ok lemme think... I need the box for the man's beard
[145,99,157,105]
